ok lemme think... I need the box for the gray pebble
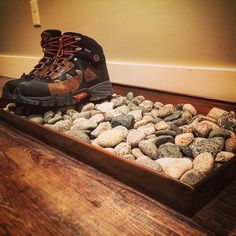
[169,123,183,135]
[139,100,154,112]
[208,128,231,139]
[111,115,135,129]
[135,156,162,172]
[155,135,175,147]
[64,130,91,144]
[156,130,177,137]
[157,143,183,158]
[171,117,188,127]
[189,137,225,157]
[139,140,158,160]
[164,110,182,122]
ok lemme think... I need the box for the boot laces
[45,35,82,77]
[29,36,61,75]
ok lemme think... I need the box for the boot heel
[88,81,113,101]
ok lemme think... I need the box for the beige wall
[0,0,236,68]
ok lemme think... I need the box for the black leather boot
[14,32,113,106]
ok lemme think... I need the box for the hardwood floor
[0,76,236,235]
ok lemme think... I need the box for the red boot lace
[45,35,81,78]
[29,36,61,75]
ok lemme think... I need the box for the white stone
[97,130,124,147]
[156,158,193,179]
[127,130,146,147]
[89,114,105,124]
[91,122,112,138]
[96,102,114,112]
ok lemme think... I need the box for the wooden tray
[0,83,236,216]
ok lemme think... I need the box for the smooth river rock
[175,133,194,147]
[111,114,135,129]
[127,130,146,147]
[90,122,112,138]
[64,130,91,144]
[138,140,158,160]
[97,130,124,147]
[115,142,132,156]
[193,152,214,174]
[135,156,162,172]
[156,158,193,179]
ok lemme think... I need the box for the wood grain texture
[0,121,236,236]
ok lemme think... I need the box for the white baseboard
[0,54,236,102]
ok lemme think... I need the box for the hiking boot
[14,32,113,106]
[2,29,61,99]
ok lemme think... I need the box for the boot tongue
[41,29,61,40]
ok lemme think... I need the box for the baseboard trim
[0,55,235,102]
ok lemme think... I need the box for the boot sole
[13,81,113,107]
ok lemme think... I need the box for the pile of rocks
[4,92,236,185]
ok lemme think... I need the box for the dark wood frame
[0,83,236,215]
